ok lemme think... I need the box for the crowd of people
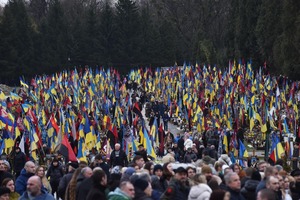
[0,62,300,199]
[0,143,299,200]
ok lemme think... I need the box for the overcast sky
[0,0,7,6]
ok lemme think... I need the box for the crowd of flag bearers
[0,62,299,199]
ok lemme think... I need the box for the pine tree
[0,0,34,84]
[255,0,283,72]
[41,0,69,73]
[114,0,141,66]
[279,0,300,79]
[98,0,115,66]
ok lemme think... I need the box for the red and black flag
[133,102,143,118]
[60,135,77,163]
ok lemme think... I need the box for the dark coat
[15,169,34,195]
[183,151,197,163]
[134,149,148,162]
[241,180,259,200]
[99,162,110,179]
[57,171,74,200]
[46,163,64,184]
[110,150,128,168]
[13,151,26,173]
[225,187,245,200]
[76,177,93,200]
[290,181,300,200]
[133,188,153,200]
[160,178,190,200]
[86,184,107,200]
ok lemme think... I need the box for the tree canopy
[0,0,299,85]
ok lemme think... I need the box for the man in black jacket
[109,143,128,168]
[13,147,26,178]
[134,144,148,162]
[76,167,102,200]
[57,161,78,200]
[161,167,190,200]
[93,154,110,178]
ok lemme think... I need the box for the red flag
[60,135,77,162]
[133,102,142,118]
[50,115,60,134]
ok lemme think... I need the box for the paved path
[141,104,183,135]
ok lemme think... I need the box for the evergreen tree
[98,0,115,66]
[41,0,69,73]
[234,0,262,67]
[114,0,141,67]
[279,0,300,79]
[0,0,34,84]
[28,0,48,26]
[256,0,283,72]
[139,2,162,65]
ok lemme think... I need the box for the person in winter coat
[162,111,170,132]
[132,179,153,200]
[184,148,197,163]
[57,162,79,200]
[188,174,212,200]
[160,167,190,200]
[65,168,82,200]
[15,161,36,195]
[110,143,129,168]
[19,176,54,200]
[86,170,108,200]
[76,167,103,200]
[241,170,261,200]
[12,147,26,178]
[108,181,135,200]
[46,158,64,197]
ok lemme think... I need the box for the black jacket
[46,164,64,183]
[76,177,93,200]
[134,150,148,162]
[86,184,107,200]
[225,187,245,200]
[109,150,128,168]
[58,171,74,199]
[133,188,153,200]
[161,178,190,200]
[241,180,259,200]
[13,151,26,172]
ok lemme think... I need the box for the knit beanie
[153,164,163,173]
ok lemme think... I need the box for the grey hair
[139,172,151,182]
[92,167,102,172]
[224,172,238,185]
[81,167,92,176]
